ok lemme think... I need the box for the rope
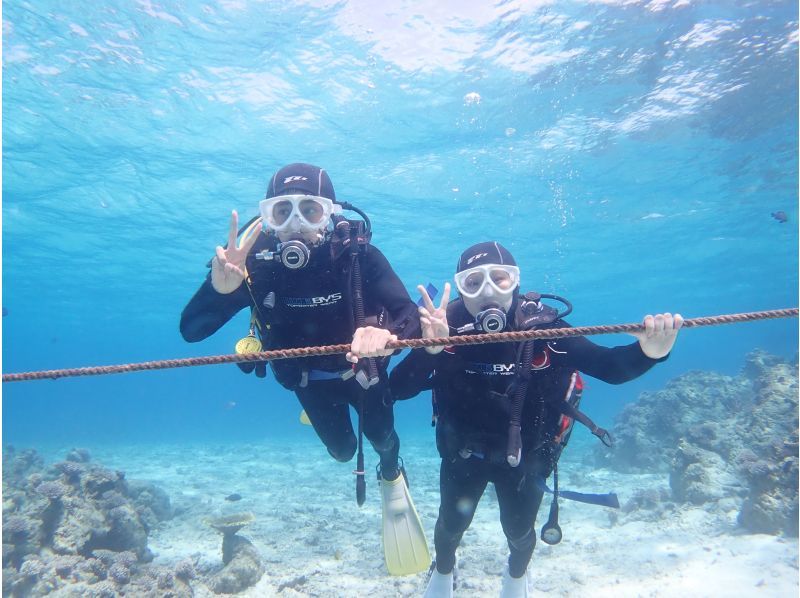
[3,308,796,383]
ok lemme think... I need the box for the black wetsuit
[181,232,420,477]
[389,298,664,577]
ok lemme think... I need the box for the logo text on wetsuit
[284,292,343,308]
[464,362,515,375]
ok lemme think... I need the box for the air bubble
[463,92,481,105]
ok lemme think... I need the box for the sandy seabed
[60,436,800,598]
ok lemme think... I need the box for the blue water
[2,1,797,450]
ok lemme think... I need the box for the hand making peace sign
[417,282,451,355]
[210,210,261,294]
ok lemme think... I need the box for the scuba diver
[180,163,430,576]
[348,241,683,597]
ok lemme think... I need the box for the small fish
[771,211,788,223]
[223,401,237,410]
[225,493,242,502]
[2,307,7,317]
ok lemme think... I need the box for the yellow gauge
[235,334,262,355]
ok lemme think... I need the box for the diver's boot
[423,567,453,598]
[499,566,529,598]
[377,455,406,487]
[379,462,430,575]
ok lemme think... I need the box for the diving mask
[456,264,519,331]
[454,264,520,299]
[259,194,342,234]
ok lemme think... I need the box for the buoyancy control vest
[432,292,609,470]
[234,213,390,389]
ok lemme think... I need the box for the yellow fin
[381,474,431,575]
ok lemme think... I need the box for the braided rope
[3,308,796,383]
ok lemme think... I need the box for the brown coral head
[204,511,256,535]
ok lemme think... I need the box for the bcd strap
[553,373,613,448]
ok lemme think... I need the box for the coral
[736,449,773,479]
[1,445,175,596]
[2,514,41,568]
[26,473,44,491]
[81,467,122,499]
[155,568,175,590]
[52,555,82,578]
[92,549,119,567]
[100,490,127,510]
[66,448,92,463]
[670,441,743,504]
[277,574,309,593]
[93,548,138,573]
[48,494,149,559]
[19,558,44,577]
[55,461,86,481]
[742,349,786,381]
[106,565,193,598]
[27,568,60,596]
[126,480,173,530]
[2,568,19,596]
[207,535,265,594]
[622,487,669,513]
[85,557,108,579]
[108,562,131,585]
[4,448,44,480]
[1,447,189,595]
[685,422,724,453]
[132,575,156,593]
[51,495,108,555]
[114,551,138,569]
[205,511,255,537]
[617,485,676,524]
[738,491,799,536]
[174,558,196,581]
[3,515,30,538]
[3,544,16,569]
[600,350,798,537]
[105,505,148,557]
[36,481,68,501]
[597,369,752,472]
[88,580,118,598]
[736,354,799,536]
